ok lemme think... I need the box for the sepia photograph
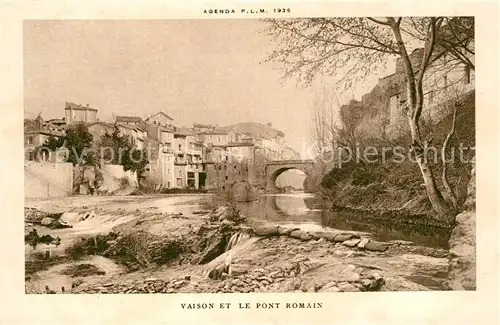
[23,17,476,296]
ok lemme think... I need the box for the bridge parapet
[265,159,314,166]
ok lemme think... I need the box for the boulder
[322,286,341,292]
[321,232,338,241]
[318,281,337,292]
[40,217,53,226]
[289,230,305,239]
[333,233,358,242]
[253,224,278,237]
[388,240,414,246]
[369,278,385,291]
[277,226,298,235]
[338,282,361,292]
[337,265,361,282]
[229,263,249,276]
[309,231,326,239]
[382,276,428,291]
[357,238,370,249]
[364,241,389,252]
[342,239,361,247]
[300,233,314,241]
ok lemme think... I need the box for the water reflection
[238,193,450,249]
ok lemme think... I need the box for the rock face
[448,211,476,290]
[448,157,476,290]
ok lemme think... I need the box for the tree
[263,17,474,217]
[43,122,95,165]
[310,85,338,152]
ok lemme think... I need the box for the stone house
[145,112,175,129]
[65,102,98,125]
[24,115,65,162]
[115,123,147,150]
[115,116,147,130]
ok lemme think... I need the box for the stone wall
[100,164,138,194]
[73,164,138,194]
[205,162,264,189]
[24,162,73,198]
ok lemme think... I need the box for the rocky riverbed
[25,196,452,294]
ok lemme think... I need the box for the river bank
[25,194,452,294]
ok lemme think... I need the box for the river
[25,193,450,292]
[238,192,450,249]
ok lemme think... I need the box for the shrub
[60,263,106,277]
[352,167,379,186]
[65,234,114,260]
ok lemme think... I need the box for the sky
[24,20,386,156]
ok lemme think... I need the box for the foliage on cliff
[319,91,475,221]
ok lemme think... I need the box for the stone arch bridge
[265,160,314,192]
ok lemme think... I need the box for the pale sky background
[24,20,386,156]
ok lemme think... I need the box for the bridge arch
[265,160,313,192]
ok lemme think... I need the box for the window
[26,136,34,145]
[178,144,182,151]
[27,151,34,161]
[167,181,170,188]
[444,75,448,88]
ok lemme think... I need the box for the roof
[88,121,114,129]
[65,102,98,112]
[25,130,64,137]
[227,142,255,147]
[24,116,65,137]
[116,123,146,132]
[116,116,144,123]
[146,111,174,121]
[197,131,228,135]
[46,118,66,126]
[193,123,216,129]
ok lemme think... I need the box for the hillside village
[24,103,300,198]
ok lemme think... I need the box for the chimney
[86,104,89,108]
